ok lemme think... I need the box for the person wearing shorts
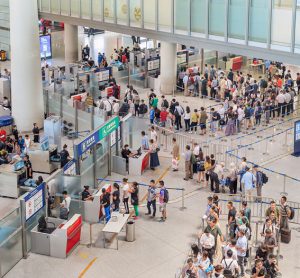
[199,107,208,135]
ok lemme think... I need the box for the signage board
[294,120,300,156]
[147,57,160,72]
[177,51,188,65]
[24,183,45,221]
[40,35,52,59]
[76,117,120,157]
[95,68,110,82]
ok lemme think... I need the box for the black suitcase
[281,228,291,244]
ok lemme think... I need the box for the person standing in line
[149,139,160,170]
[32,123,40,143]
[190,109,199,134]
[112,183,120,212]
[150,126,158,142]
[149,106,155,124]
[24,154,33,179]
[184,106,191,132]
[24,134,31,154]
[130,182,139,219]
[241,166,256,201]
[122,178,130,214]
[228,162,238,194]
[171,138,180,171]
[158,180,168,222]
[141,131,149,150]
[236,229,248,277]
[146,180,157,218]
[101,188,111,222]
[60,190,71,220]
[199,107,208,135]
[60,144,71,168]
[253,165,263,200]
[183,145,192,181]
[227,201,237,239]
[279,196,291,231]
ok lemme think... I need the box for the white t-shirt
[122,183,129,199]
[184,112,191,120]
[103,99,112,112]
[221,258,239,274]
[223,245,238,260]
[113,102,120,113]
[62,196,71,212]
[150,130,157,142]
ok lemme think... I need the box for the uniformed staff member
[32,123,40,143]
[81,185,93,201]
[24,155,33,179]
[60,144,71,168]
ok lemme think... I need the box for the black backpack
[261,172,268,184]
[223,259,234,278]
[162,188,169,203]
[163,99,169,108]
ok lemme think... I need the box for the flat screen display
[40,35,52,59]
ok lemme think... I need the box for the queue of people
[181,192,294,278]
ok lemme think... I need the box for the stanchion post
[248,135,254,150]
[283,130,288,147]
[87,223,93,248]
[263,139,269,155]
[280,174,288,196]
[255,222,259,247]
[225,224,229,241]
[245,247,252,275]
[180,189,186,210]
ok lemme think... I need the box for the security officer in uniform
[60,144,71,168]
[81,185,93,201]
[32,123,40,143]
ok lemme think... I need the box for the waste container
[126,220,135,242]
[0,50,7,61]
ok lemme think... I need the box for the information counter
[0,161,26,198]
[129,152,149,176]
[31,214,82,259]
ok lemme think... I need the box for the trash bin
[126,220,135,242]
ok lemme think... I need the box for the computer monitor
[137,147,141,156]
[14,160,24,171]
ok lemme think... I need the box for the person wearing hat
[60,144,71,168]
[81,185,93,201]
[241,166,256,201]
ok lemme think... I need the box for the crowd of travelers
[181,192,294,278]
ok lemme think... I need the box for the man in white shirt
[60,190,71,219]
[193,64,199,74]
[222,249,239,277]
[283,91,291,116]
[276,90,285,118]
[199,228,215,264]
[150,126,157,142]
[224,239,238,260]
[103,98,113,117]
[193,142,201,157]
[236,229,248,277]
[112,100,120,115]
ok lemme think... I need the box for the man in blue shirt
[241,166,256,201]
[141,131,149,150]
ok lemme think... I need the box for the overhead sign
[294,120,300,156]
[76,116,120,156]
[24,183,45,221]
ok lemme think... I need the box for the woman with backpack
[196,151,205,183]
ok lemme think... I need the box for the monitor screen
[40,140,49,151]
[40,35,52,59]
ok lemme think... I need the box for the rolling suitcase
[281,228,291,244]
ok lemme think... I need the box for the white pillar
[160,42,177,95]
[64,24,79,63]
[10,0,44,131]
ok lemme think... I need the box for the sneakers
[159,219,165,222]
[145,213,151,215]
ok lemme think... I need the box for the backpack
[245,107,251,118]
[255,106,262,117]
[162,188,169,203]
[216,112,221,121]
[261,172,268,184]
[261,79,268,88]
[223,260,234,277]
[286,206,295,220]
[163,99,169,109]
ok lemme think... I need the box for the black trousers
[123,197,129,214]
[230,179,238,194]
[33,135,39,143]
[147,200,156,216]
[175,116,182,130]
[210,172,220,193]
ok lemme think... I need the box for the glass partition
[209,0,225,37]
[130,0,142,28]
[174,0,189,34]
[41,0,50,12]
[191,0,206,36]
[61,0,70,15]
[228,0,246,40]
[158,0,172,32]
[80,150,95,186]
[296,2,300,52]
[0,208,22,277]
[95,138,109,181]
[81,0,91,19]
[249,0,268,44]
[71,0,80,17]
[92,0,102,20]
[143,0,156,30]
[104,0,115,22]
[51,0,60,13]
[117,0,128,25]
[271,0,293,49]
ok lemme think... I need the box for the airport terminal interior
[1,0,300,277]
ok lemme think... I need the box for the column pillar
[64,24,79,63]
[160,42,177,95]
[10,0,44,131]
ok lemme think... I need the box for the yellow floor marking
[78,257,97,278]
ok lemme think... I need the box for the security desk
[0,163,26,198]
[129,152,149,176]
[28,144,58,174]
[102,212,130,250]
[31,214,82,258]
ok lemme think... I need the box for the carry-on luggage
[281,228,291,244]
